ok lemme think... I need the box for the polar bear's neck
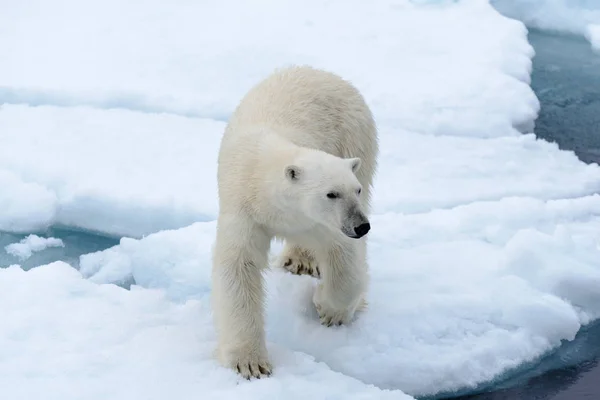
[247,128,316,233]
[255,130,304,184]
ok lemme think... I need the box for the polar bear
[211,65,378,379]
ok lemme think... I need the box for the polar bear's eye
[357,188,362,195]
[326,192,339,199]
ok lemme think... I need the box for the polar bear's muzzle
[342,209,370,239]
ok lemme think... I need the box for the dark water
[447,29,600,400]
[528,29,600,164]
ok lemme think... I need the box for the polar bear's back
[224,65,378,203]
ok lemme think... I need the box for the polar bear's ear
[348,157,362,173]
[285,165,302,182]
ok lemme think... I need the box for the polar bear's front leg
[211,214,272,379]
[313,239,369,327]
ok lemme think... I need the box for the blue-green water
[0,228,118,270]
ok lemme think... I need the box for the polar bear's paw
[312,284,366,327]
[314,302,353,327]
[280,246,321,278]
[219,346,273,380]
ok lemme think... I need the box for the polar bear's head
[283,150,370,239]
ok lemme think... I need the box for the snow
[0,263,408,400]
[492,0,600,50]
[77,196,600,397]
[5,234,64,260]
[1,0,600,399]
[588,24,600,50]
[0,106,222,237]
[3,107,599,237]
[0,170,57,233]
[0,0,537,131]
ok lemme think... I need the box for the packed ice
[1,0,600,399]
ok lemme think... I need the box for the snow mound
[373,129,600,214]
[493,0,600,50]
[5,234,64,260]
[0,170,57,233]
[2,107,600,237]
[0,263,409,400]
[0,0,537,132]
[0,105,222,237]
[81,194,600,397]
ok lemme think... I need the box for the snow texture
[0,263,409,400]
[588,24,600,50]
[493,0,600,50]
[0,170,57,233]
[0,106,222,237]
[1,0,600,399]
[5,234,64,260]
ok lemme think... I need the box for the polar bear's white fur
[211,65,378,379]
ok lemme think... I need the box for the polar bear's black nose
[354,222,371,238]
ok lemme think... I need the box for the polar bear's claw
[314,301,348,327]
[236,359,272,380]
[317,309,347,327]
[280,247,321,278]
